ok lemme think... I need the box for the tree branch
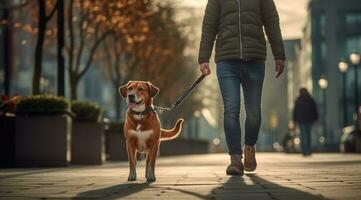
[45,0,58,23]
[77,30,112,79]
[74,13,86,73]
[67,0,74,73]
[103,37,117,83]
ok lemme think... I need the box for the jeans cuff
[228,152,243,158]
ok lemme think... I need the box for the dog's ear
[119,82,129,98]
[148,82,159,97]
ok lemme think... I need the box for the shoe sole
[244,167,257,172]
[226,167,244,176]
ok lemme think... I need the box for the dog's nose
[128,94,135,100]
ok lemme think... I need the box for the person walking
[293,88,319,156]
[198,0,286,175]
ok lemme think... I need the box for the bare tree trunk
[57,0,65,96]
[2,3,13,95]
[33,0,57,95]
[69,31,111,100]
[70,76,78,100]
[67,0,74,85]
[33,0,46,95]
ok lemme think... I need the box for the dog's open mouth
[127,99,143,109]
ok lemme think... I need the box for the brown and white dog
[119,81,184,182]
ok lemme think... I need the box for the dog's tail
[160,118,184,141]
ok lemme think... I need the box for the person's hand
[275,59,285,78]
[200,62,211,76]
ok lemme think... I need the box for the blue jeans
[216,60,265,155]
[299,123,312,155]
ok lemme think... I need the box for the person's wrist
[198,58,209,64]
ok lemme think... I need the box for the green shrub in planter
[15,95,71,166]
[16,95,69,115]
[71,101,102,122]
[71,101,104,164]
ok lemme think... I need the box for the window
[320,41,327,65]
[346,36,361,54]
[345,13,361,27]
[320,14,326,37]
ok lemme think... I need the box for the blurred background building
[287,0,361,150]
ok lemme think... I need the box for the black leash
[153,74,206,113]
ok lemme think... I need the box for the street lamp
[350,52,360,129]
[319,77,328,90]
[319,76,328,145]
[338,59,349,127]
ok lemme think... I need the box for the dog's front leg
[126,141,137,181]
[146,142,159,182]
[145,153,150,179]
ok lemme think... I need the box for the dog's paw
[146,175,156,182]
[146,169,156,182]
[128,171,137,181]
[128,174,137,181]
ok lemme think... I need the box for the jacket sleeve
[261,0,285,60]
[198,0,220,64]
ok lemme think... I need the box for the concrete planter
[71,121,105,165]
[105,127,127,161]
[15,115,71,166]
[160,139,209,156]
[0,115,16,167]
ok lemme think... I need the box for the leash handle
[172,74,206,108]
[153,74,206,113]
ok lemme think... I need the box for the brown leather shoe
[244,145,257,172]
[226,154,244,176]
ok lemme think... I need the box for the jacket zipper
[236,0,243,59]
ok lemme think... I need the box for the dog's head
[119,81,159,109]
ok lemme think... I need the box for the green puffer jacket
[198,0,285,64]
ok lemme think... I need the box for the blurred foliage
[8,0,203,123]
[0,96,20,114]
[134,3,203,124]
[71,101,102,122]
[16,95,69,115]
[66,0,152,99]
[98,2,203,123]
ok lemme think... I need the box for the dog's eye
[128,87,133,90]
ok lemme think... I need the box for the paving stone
[0,153,361,200]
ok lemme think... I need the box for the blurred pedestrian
[198,0,285,175]
[293,88,319,156]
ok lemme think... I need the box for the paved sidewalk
[1,153,361,199]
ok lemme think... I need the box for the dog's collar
[128,106,155,116]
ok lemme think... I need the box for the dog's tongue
[127,102,136,109]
